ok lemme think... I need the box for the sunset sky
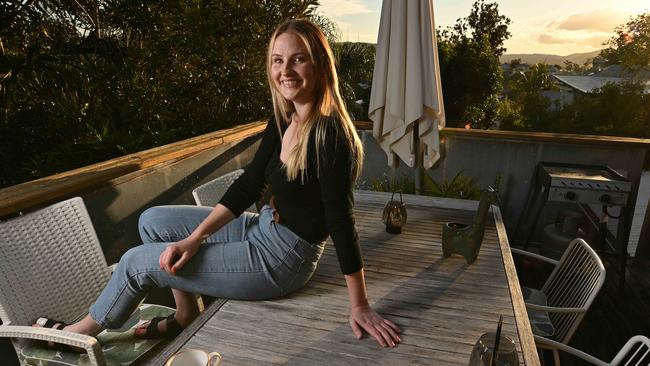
[317,0,649,55]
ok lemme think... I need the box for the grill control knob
[600,194,611,204]
[565,191,576,201]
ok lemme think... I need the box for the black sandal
[33,318,85,353]
[135,314,183,340]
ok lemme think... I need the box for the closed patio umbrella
[369,0,445,188]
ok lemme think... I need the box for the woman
[35,19,401,348]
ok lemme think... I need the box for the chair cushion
[522,286,556,337]
[17,304,174,366]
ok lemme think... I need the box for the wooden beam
[440,127,650,148]
[0,121,266,218]
[493,206,540,366]
[353,120,373,130]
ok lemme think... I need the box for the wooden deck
[140,191,539,365]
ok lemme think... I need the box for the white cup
[165,349,222,366]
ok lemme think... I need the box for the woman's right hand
[159,237,201,275]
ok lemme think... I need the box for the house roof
[594,65,650,79]
[553,75,626,93]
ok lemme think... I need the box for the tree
[438,36,503,129]
[570,82,650,137]
[438,0,511,50]
[563,60,585,74]
[437,0,510,128]
[500,63,558,131]
[452,0,512,56]
[500,81,650,138]
[496,97,524,130]
[509,63,557,96]
[0,1,322,188]
[334,42,376,121]
[509,58,522,69]
[601,13,650,68]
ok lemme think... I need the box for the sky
[317,0,649,55]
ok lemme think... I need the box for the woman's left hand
[349,304,401,347]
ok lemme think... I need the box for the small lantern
[382,190,407,234]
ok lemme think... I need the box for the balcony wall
[359,127,650,257]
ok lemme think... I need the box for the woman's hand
[159,237,201,275]
[349,304,401,347]
[158,204,235,275]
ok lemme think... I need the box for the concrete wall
[80,135,261,264]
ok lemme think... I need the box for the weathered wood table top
[140,191,539,366]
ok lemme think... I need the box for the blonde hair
[266,19,363,182]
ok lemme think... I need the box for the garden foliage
[0,1,326,187]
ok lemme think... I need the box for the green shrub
[421,170,482,200]
[368,173,415,194]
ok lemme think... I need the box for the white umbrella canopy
[369,0,445,170]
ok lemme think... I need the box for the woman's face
[271,32,317,107]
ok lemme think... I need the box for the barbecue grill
[515,162,633,290]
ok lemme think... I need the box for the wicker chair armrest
[511,247,559,265]
[525,303,587,313]
[0,325,107,366]
[533,335,608,366]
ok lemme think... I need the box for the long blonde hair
[266,19,363,182]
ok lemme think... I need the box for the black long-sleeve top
[219,116,363,275]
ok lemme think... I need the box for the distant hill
[500,50,602,66]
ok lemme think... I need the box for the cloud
[526,8,633,53]
[554,9,631,32]
[538,33,609,46]
[317,0,373,17]
[536,32,610,50]
[584,35,610,48]
[538,34,573,44]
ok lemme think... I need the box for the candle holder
[468,333,518,366]
[382,190,407,234]
[468,316,518,366]
[442,187,500,264]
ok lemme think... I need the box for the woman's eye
[295,56,305,63]
[272,58,283,64]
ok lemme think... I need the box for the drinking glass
[468,332,519,366]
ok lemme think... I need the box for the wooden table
[140,191,540,365]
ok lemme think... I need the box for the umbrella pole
[414,122,422,195]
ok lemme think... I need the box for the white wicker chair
[0,197,173,366]
[512,238,606,366]
[535,335,650,366]
[192,169,257,212]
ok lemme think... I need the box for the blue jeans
[89,205,325,329]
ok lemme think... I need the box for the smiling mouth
[281,80,301,88]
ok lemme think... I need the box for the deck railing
[0,120,266,219]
